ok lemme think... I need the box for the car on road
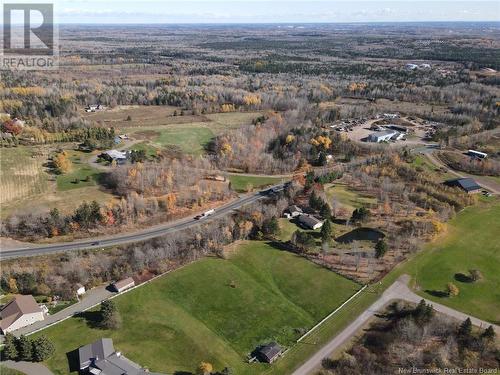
[91,241,100,246]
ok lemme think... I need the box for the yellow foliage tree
[53,151,72,174]
[197,362,213,375]
[285,134,295,144]
[243,93,261,106]
[220,103,235,112]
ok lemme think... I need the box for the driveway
[292,275,499,375]
[1,360,53,375]
[425,152,500,195]
[10,285,113,337]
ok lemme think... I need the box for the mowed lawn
[38,242,360,375]
[404,200,500,324]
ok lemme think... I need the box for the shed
[444,178,482,194]
[111,277,135,293]
[256,342,283,363]
[298,214,324,230]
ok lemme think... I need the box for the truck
[195,209,215,220]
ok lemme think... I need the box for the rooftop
[0,295,42,332]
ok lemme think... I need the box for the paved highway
[0,185,283,260]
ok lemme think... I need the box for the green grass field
[325,183,377,214]
[401,200,500,324]
[228,174,285,192]
[55,150,104,191]
[37,242,360,375]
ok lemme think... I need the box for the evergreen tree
[458,318,472,337]
[3,333,18,360]
[100,300,122,329]
[32,336,55,362]
[481,325,495,341]
[319,203,331,219]
[17,335,32,361]
[321,219,333,244]
[375,240,388,258]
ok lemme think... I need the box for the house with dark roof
[298,214,324,230]
[255,342,283,363]
[78,338,165,375]
[0,295,45,334]
[284,205,303,218]
[444,178,482,194]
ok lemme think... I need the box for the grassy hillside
[38,242,360,375]
[407,200,500,324]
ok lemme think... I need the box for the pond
[335,227,385,244]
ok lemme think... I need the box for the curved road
[0,185,283,259]
[292,275,499,375]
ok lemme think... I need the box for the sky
[2,0,500,24]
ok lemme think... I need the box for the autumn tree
[53,151,72,174]
[468,269,482,282]
[198,361,213,375]
[447,282,459,297]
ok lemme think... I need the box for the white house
[284,205,303,219]
[0,295,45,334]
[367,130,398,143]
[111,277,135,293]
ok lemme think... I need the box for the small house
[444,178,482,194]
[298,214,324,230]
[284,205,303,219]
[111,277,135,293]
[99,149,129,164]
[256,342,283,363]
[0,295,45,334]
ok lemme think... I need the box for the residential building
[78,338,165,375]
[99,149,129,164]
[468,149,488,159]
[284,205,303,218]
[367,130,398,143]
[298,214,324,230]
[256,342,283,363]
[0,295,45,334]
[111,277,135,293]
[444,178,482,194]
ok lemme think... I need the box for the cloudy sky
[4,1,500,24]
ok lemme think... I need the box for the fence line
[23,264,188,338]
[296,284,368,343]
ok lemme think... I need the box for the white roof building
[367,130,398,143]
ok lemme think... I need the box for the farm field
[0,146,49,204]
[116,110,262,155]
[36,241,360,375]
